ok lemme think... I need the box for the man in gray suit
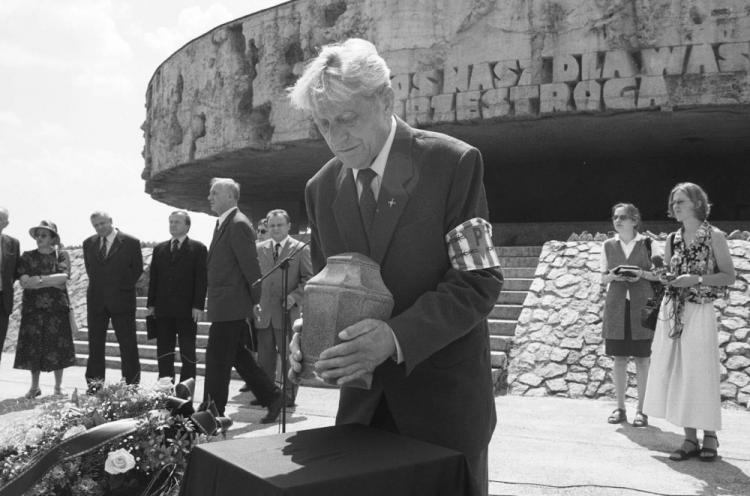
[253,209,312,406]
[204,177,282,420]
[0,207,20,363]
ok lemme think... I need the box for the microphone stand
[252,239,310,432]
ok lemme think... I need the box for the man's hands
[288,318,397,387]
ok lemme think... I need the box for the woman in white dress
[643,182,735,462]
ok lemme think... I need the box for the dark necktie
[273,243,281,263]
[171,239,179,261]
[99,237,107,259]
[358,168,377,233]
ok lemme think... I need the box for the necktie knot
[273,243,281,262]
[171,239,179,251]
[99,237,108,258]
[357,167,377,193]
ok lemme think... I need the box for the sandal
[24,387,41,399]
[669,439,700,461]
[699,434,720,462]
[632,411,648,428]
[607,408,627,424]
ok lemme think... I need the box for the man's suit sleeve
[289,244,313,305]
[387,147,504,375]
[129,238,144,286]
[229,219,262,304]
[193,243,208,310]
[305,184,326,273]
[82,238,91,276]
[146,245,159,308]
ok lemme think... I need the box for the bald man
[0,207,20,363]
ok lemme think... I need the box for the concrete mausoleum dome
[141,0,750,243]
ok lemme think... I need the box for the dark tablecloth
[178,424,477,496]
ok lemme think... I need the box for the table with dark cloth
[178,424,478,496]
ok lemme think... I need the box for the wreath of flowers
[0,379,229,496]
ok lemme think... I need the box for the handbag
[640,295,661,330]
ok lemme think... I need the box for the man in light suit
[204,177,282,420]
[254,209,312,406]
[147,211,207,383]
[288,39,503,495]
[83,211,143,388]
[0,207,20,363]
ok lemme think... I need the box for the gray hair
[90,210,112,221]
[266,209,291,223]
[210,177,240,200]
[288,38,391,111]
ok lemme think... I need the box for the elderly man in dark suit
[147,210,207,383]
[288,39,503,495]
[0,207,20,363]
[204,177,282,420]
[83,211,143,389]
[253,209,312,407]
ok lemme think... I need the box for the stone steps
[490,246,543,392]
[73,354,243,380]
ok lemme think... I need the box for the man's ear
[380,86,395,115]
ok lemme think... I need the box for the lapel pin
[387,198,396,208]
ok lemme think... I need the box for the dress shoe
[249,398,262,406]
[239,383,252,393]
[285,398,296,408]
[260,392,283,424]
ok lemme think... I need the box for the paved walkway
[1,353,749,495]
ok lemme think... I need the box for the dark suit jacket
[83,230,144,314]
[0,234,20,314]
[206,208,261,322]
[147,237,207,319]
[305,117,503,457]
[255,237,312,328]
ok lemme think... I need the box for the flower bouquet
[0,378,231,496]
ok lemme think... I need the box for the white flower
[62,425,87,440]
[154,377,174,393]
[104,448,136,474]
[24,427,44,446]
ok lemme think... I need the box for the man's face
[311,89,393,170]
[208,184,233,215]
[267,214,290,242]
[169,214,190,238]
[91,215,113,238]
[0,211,8,233]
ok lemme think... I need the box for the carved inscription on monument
[393,42,750,125]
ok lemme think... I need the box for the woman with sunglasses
[14,220,76,398]
[600,203,660,427]
[644,183,735,462]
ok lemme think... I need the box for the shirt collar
[614,232,644,245]
[271,236,290,248]
[352,115,397,183]
[171,235,188,245]
[217,206,238,226]
[103,228,118,244]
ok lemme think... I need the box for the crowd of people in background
[0,184,312,426]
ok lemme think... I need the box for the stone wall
[2,248,153,354]
[507,238,750,408]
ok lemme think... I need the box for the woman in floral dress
[14,220,76,398]
[643,183,735,462]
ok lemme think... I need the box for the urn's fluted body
[300,253,394,384]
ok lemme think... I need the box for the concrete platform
[1,353,748,495]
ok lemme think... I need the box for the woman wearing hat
[14,220,76,398]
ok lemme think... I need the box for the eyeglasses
[612,215,632,221]
[258,229,267,234]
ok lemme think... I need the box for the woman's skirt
[605,300,652,358]
[643,299,722,431]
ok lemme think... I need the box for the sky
[0,0,286,250]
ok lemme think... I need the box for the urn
[300,252,394,388]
